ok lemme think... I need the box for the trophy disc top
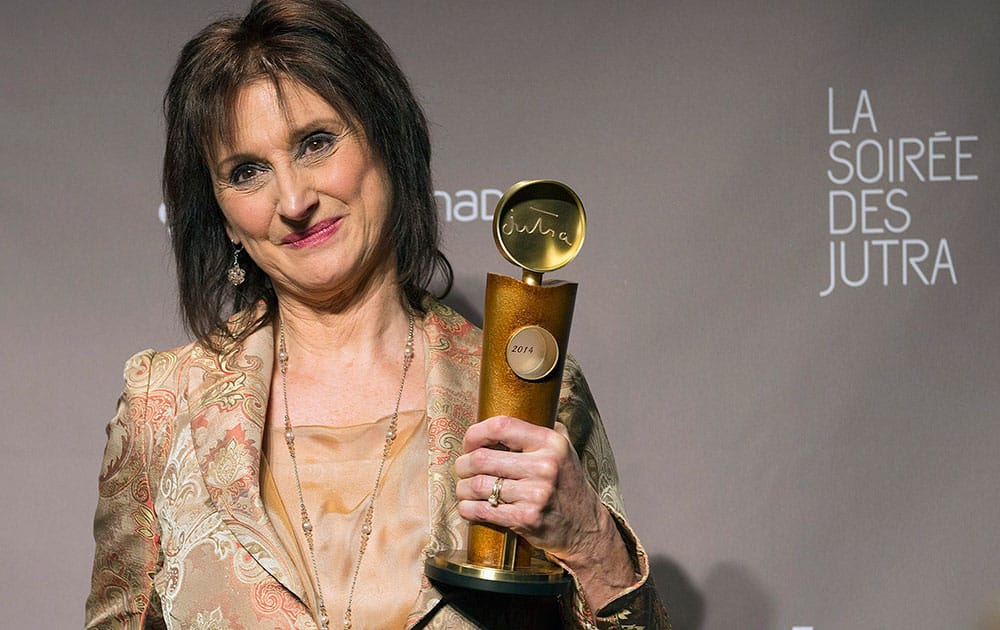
[493,180,586,274]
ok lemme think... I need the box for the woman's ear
[223,222,239,246]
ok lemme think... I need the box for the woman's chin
[277,272,384,307]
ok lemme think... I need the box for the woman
[86,1,668,628]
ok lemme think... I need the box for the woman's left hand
[453,415,630,581]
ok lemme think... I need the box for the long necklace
[278,309,415,630]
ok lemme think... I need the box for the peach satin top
[262,409,428,628]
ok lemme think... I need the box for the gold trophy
[426,180,586,595]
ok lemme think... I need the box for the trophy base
[425,550,572,596]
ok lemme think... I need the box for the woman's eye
[300,132,336,157]
[229,164,262,186]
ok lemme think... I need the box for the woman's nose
[274,166,319,220]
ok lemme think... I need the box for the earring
[227,243,246,286]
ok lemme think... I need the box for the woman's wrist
[557,501,636,612]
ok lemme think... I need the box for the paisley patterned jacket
[86,298,669,629]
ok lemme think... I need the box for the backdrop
[2,2,998,628]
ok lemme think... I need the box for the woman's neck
[274,272,413,370]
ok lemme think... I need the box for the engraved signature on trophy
[500,205,574,247]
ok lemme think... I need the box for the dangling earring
[227,243,246,286]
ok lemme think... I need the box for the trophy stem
[522,270,543,286]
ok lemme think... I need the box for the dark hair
[163,0,450,347]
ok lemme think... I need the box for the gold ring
[487,476,504,507]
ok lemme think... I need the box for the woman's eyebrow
[287,116,346,139]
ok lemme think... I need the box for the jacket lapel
[186,322,307,602]
[408,299,483,625]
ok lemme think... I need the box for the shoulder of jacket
[559,353,588,398]
[121,338,200,395]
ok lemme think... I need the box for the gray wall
[2,1,997,628]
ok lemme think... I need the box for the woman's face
[211,79,393,304]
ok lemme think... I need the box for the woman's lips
[281,217,342,249]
